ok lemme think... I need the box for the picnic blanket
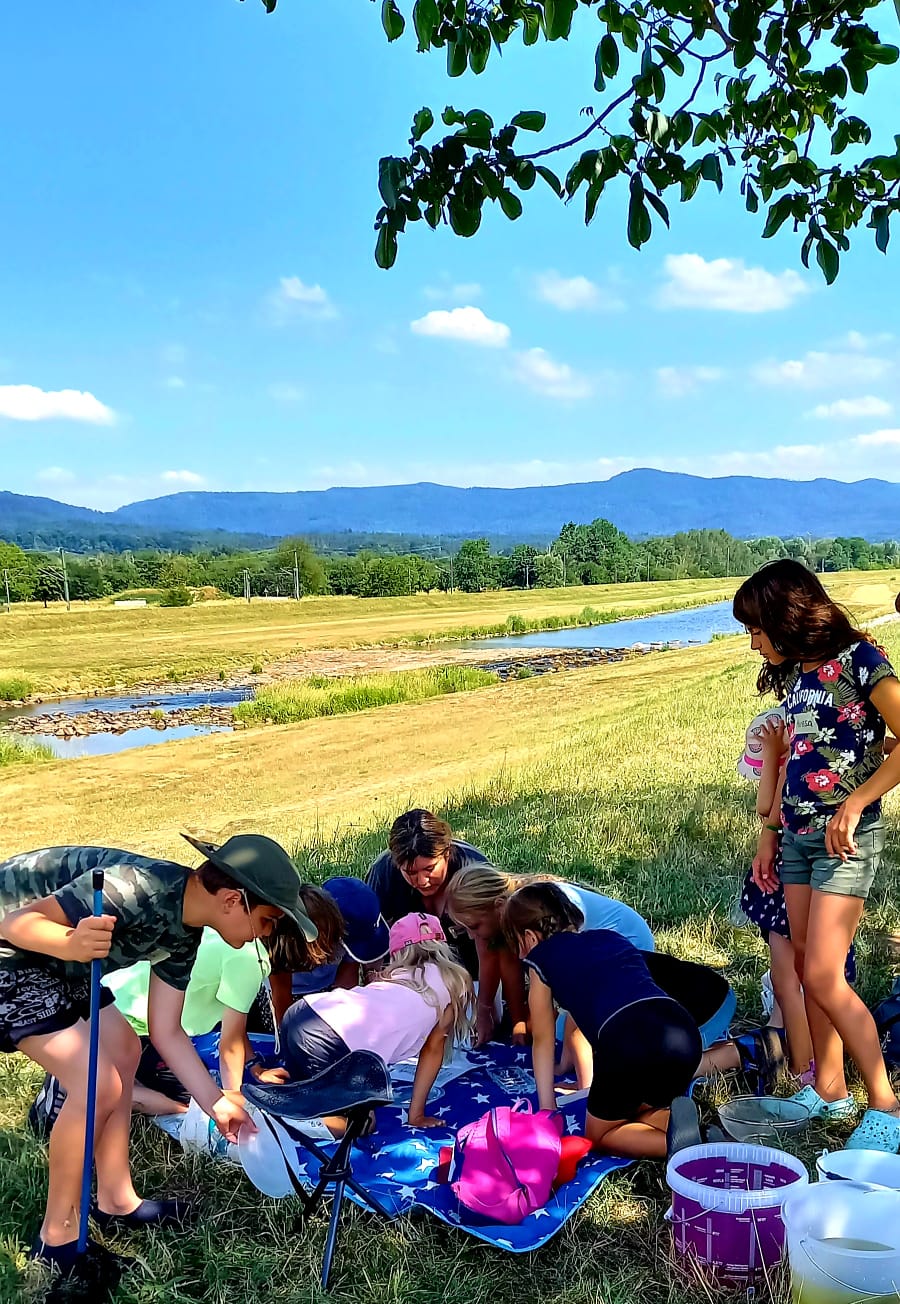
[193,1033,632,1252]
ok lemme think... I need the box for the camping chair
[243,1050,394,1289]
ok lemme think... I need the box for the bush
[0,734,54,766]
[250,661,264,675]
[159,587,193,608]
[0,676,32,702]
[515,665,535,679]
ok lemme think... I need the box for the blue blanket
[196,1035,632,1252]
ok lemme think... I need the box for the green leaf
[511,110,546,132]
[544,0,577,41]
[411,107,434,142]
[378,157,403,208]
[873,209,891,254]
[869,43,899,65]
[469,27,491,73]
[448,192,483,237]
[413,0,438,50]
[522,9,541,45]
[762,195,793,238]
[381,0,405,42]
[627,175,651,249]
[375,224,398,269]
[744,183,759,214]
[699,152,723,190]
[447,32,468,77]
[843,50,868,95]
[600,33,620,78]
[498,188,523,220]
[442,106,465,127]
[593,43,606,92]
[815,238,839,285]
[645,190,669,226]
[514,158,536,190]
[535,164,563,196]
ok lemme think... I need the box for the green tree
[244,0,900,281]
[272,538,328,596]
[34,565,64,607]
[454,538,495,592]
[533,551,565,588]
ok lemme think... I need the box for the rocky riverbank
[6,704,237,741]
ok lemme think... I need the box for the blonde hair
[445,862,569,932]
[378,939,474,1054]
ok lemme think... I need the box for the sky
[1,0,899,511]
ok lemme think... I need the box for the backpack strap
[484,1109,528,1198]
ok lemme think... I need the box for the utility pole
[58,547,71,610]
[3,569,10,613]
[293,550,300,601]
[243,569,251,604]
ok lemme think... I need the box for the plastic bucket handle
[797,1237,900,1296]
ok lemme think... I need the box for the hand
[826,801,862,861]
[758,717,787,757]
[752,830,780,894]
[510,1020,530,1047]
[407,1114,442,1128]
[212,1092,252,1143]
[475,1005,496,1047]
[65,914,116,963]
[253,1065,289,1084]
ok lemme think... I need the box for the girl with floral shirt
[734,560,900,1154]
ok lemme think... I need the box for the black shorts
[587,997,702,1122]
[0,963,115,1053]
[135,1038,190,1105]
[281,999,351,1081]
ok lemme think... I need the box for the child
[266,878,390,1025]
[280,913,472,1128]
[445,862,654,1050]
[734,559,900,1151]
[505,883,760,1159]
[0,834,317,1279]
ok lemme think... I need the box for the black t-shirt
[366,839,487,977]
[642,951,730,1027]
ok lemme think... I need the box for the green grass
[1,627,898,1303]
[234,665,499,726]
[0,676,32,701]
[400,598,717,646]
[0,734,54,766]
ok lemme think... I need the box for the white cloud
[534,270,624,312]
[161,470,205,486]
[268,382,305,403]
[161,342,187,366]
[36,466,76,484]
[266,276,338,323]
[754,350,892,389]
[656,365,724,398]
[808,396,892,420]
[423,281,482,303]
[841,330,894,352]
[657,254,809,313]
[411,306,510,348]
[0,384,116,425]
[511,348,593,401]
[163,375,186,390]
[856,428,900,448]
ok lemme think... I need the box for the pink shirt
[304,963,451,1065]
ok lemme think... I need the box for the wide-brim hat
[181,832,317,942]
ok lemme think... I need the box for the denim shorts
[780,817,884,899]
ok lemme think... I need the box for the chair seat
[243,1050,393,1119]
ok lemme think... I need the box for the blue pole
[77,869,104,1255]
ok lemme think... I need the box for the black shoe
[27,1073,67,1139]
[33,1238,131,1303]
[92,1197,195,1231]
[666,1095,702,1159]
[737,1027,785,1094]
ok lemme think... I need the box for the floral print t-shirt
[782,641,895,833]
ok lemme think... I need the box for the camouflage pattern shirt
[0,846,202,989]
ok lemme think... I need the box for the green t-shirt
[104,928,270,1037]
[0,845,201,990]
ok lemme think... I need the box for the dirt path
[0,642,740,860]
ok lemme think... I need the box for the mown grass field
[0,577,752,695]
[0,582,897,1303]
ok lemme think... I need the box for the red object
[553,1135,593,1190]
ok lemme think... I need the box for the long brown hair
[264,884,344,973]
[732,560,866,696]
[503,883,584,951]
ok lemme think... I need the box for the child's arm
[407,1005,454,1128]
[756,718,787,817]
[886,736,897,756]
[827,676,900,858]
[474,937,501,1046]
[269,970,294,1026]
[528,972,557,1112]
[0,896,115,963]
[753,765,786,894]
[219,1008,288,1091]
[147,971,252,1141]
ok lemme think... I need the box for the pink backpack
[450,1101,564,1224]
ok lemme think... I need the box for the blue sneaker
[27,1073,67,1139]
[790,1084,856,1121]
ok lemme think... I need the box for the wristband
[764,823,780,833]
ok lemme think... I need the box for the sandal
[666,1096,702,1159]
[846,1108,900,1153]
[790,1084,856,1121]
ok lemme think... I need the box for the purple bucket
[666,1143,809,1286]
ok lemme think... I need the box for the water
[462,599,742,650]
[26,723,234,759]
[0,686,251,724]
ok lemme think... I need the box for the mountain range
[2,469,899,546]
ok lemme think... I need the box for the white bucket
[783,1181,900,1302]
[816,1149,900,1191]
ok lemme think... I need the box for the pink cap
[388,912,445,955]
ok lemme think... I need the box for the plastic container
[718,1095,810,1145]
[667,1142,808,1286]
[783,1180,900,1302]
[816,1148,900,1191]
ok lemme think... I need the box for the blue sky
[1,0,899,510]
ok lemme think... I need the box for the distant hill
[2,470,900,547]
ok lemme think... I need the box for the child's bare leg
[586,1106,668,1159]
[131,1084,189,1116]
[768,931,813,1075]
[92,1008,143,1214]
[698,1041,741,1075]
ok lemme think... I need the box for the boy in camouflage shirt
[0,834,316,1281]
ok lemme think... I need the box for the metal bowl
[718,1095,810,1144]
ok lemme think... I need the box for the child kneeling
[506,883,758,1159]
[281,912,471,1127]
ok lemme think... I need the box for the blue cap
[322,876,390,965]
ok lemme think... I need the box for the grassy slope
[1,616,898,1302]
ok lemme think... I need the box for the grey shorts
[780,817,884,899]
[281,999,351,1081]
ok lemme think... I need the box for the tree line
[1,525,898,606]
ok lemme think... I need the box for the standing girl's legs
[768,931,814,1076]
[802,890,899,1114]
[784,882,849,1101]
